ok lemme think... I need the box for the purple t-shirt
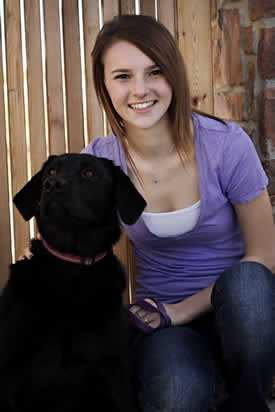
[82,114,268,303]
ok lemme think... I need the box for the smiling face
[103,41,173,134]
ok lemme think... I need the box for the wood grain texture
[0,2,12,286]
[83,0,104,144]
[120,0,136,15]
[177,0,214,114]
[159,0,177,38]
[140,0,155,17]
[63,0,84,153]
[103,0,120,22]
[43,0,66,154]
[24,0,47,175]
[5,0,30,259]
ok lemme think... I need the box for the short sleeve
[80,134,127,172]
[221,123,268,204]
[81,138,102,156]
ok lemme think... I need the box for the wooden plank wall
[177,0,213,114]
[0,0,212,303]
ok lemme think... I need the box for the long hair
[91,15,220,176]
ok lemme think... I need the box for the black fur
[0,154,146,412]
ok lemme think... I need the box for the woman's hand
[18,233,41,261]
[18,248,33,261]
[129,298,179,329]
[129,284,214,331]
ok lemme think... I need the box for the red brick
[246,60,256,120]
[248,0,264,21]
[222,0,240,4]
[264,0,275,16]
[258,28,275,79]
[214,93,244,121]
[244,27,254,54]
[242,127,256,143]
[262,159,275,201]
[259,88,275,154]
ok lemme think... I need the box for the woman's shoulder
[81,133,124,165]
[81,133,117,154]
[194,112,237,134]
[194,112,250,149]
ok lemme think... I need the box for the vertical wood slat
[83,0,104,144]
[120,0,135,15]
[24,0,47,175]
[102,0,119,136]
[0,1,12,288]
[43,0,66,154]
[103,0,119,22]
[159,0,177,38]
[63,0,84,153]
[177,0,214,114]
[140,0,155,17]
[5,0,30,260]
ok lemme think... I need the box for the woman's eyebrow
[111,64,159,74]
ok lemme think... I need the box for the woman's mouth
[128,100,157,112]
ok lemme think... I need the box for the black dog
[0,153,146,412]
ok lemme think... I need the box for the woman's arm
[167,189,275,325]
[234,188,275,271]
[135,189,275,328]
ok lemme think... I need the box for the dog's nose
[44,178,68,193]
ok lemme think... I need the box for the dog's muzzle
[44,177,69,193]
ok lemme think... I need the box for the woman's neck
[125,121,174,161]
[124,117,194,162]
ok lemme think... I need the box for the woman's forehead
[103,41,155,71]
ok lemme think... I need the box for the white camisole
[142,200,201,237]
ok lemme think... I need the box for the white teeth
[130,101,155,110]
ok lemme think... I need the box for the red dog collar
[41,237,107,266]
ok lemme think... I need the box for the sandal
[127,298,172,334]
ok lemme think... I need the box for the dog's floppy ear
[113,164,146,225]
[13,155,57,221]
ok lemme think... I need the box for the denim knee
[134,328,221,412]
[211,261,275,373]
[137,357,218,412]
[211,261,274,317]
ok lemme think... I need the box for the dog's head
[13,154,146,256]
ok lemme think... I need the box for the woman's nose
[132,77,147,96]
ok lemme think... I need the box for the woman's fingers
[129,304,161,328]
[18,247,33,261]
[17,234,40,261]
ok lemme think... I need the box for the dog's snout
[44,177,68,193]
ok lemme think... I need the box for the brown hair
[91,15,222,176]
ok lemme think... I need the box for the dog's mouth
[42,201,94,225]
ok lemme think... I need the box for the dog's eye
[48,168,57,176]
[82,169,94,178]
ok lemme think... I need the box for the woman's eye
[48,168,57,176]
[151,69,162,76]
[82,169,94,178]
[114,74,129,80]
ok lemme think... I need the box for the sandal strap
[127,298,172,330]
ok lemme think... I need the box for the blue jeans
[130,262,275,411]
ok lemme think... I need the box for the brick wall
[211,0,275,215]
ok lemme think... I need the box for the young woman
[24,14,275,412]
